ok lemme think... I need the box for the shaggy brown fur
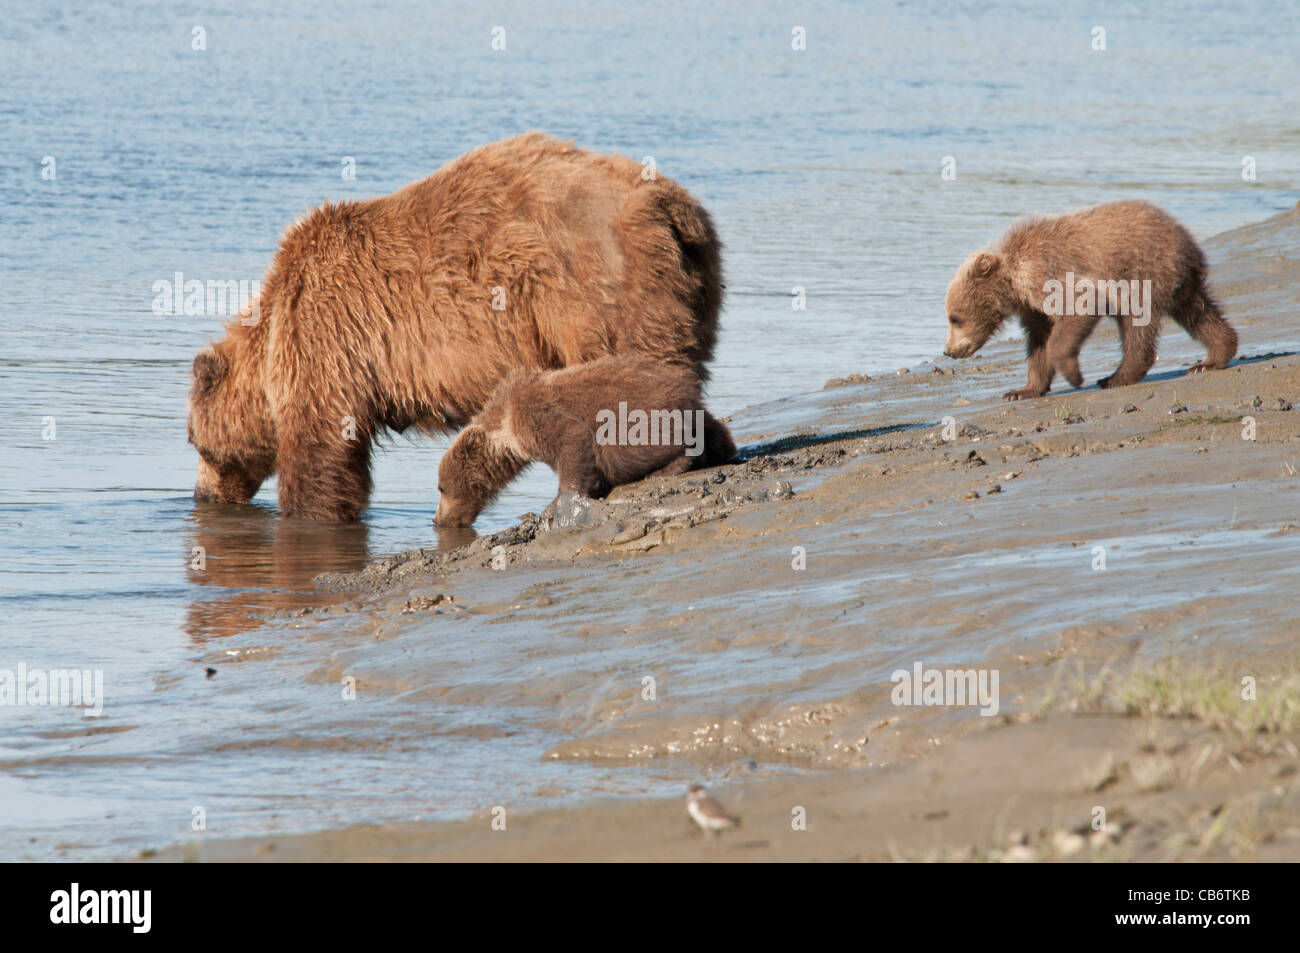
[943,200,1238,400]
[434,355,736,526]
[188,133,723,520]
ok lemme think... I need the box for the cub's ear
[970,252,1001,278]
[191,348,227,395]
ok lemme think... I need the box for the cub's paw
[1003,387,1046,402]
[1186,361,1222,375]
[1097,374,1139,389]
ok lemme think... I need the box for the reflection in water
[432,524,479,553]
[184,504,372,642]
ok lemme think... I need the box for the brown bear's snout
[434,498,475,528]
[194,458,221,503]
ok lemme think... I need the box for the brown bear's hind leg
[697,412,736,468]
[1005,311,1055,401]
[646,455,694,480]
[1171,272,1238,374]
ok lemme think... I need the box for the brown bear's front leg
[554,429,610,498]
[1005,311,1055,401]
[1048,315,1100,390]
[1097,315,1159,389]
[276,431,373,521]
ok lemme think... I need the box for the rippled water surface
[2,0,1298,858]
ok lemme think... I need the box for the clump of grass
[1119,664,1300,736]
[1042,659,1300,737]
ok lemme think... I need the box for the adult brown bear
[187,133,723,520]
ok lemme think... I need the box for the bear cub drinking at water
[434,355,736,526]
[943,200,1238,400]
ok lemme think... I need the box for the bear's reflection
[183,504,372,643]
[183,505,480,642]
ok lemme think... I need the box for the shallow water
[1,0,1298,858]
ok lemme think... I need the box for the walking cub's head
[943,251,1016,359]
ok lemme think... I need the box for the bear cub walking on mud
[943,200,1238,400]
[434,355,736,527]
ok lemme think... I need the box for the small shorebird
[686,785,739,834]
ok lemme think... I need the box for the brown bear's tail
[653,185,717,248]
[618,180,724,382]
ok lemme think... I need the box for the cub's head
[188,341,276,505]
[435,425,525,528]
[943,251,1015,359]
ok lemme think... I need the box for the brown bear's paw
[1185,360,1225,375]
[1097,373,1142,390]
[1003,386,1047,402]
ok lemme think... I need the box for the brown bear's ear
[191,348,227,395]
[971,252,1000,277]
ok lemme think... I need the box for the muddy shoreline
[145,204,1300,862]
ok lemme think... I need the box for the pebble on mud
[962,491,980,501]
[611,521,651,545]
[823,372,874,389]
[1051,830,1087,857]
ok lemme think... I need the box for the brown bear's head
[434,424,526,527]
[943,251,1016,359]
[188,340,277,505]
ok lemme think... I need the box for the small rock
[709,470,726,485]
[823,372,874,389]
[987,484,1002,494]
[1052,830,1087,856]
[953,397,971,406]
[205,667,217,678]
[962,491,980,501]
[1251,395,1263,408]
[549,491,601,528]
[1122,403,1138,413]
[1278,398,1293,411]
[896,367,910,375]
[618,528,663,552]
[611,522,650,545]
[1090,828,1117,849]
[772,480,794,498]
